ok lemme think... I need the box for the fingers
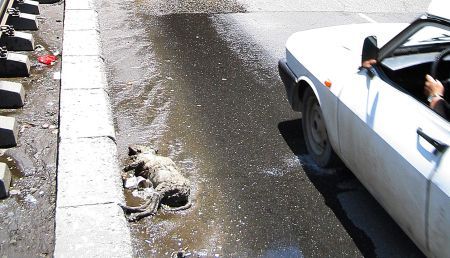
[425,74,443,86]
[425,74,435,82]
[362,59,377,69]
[425,74,445,96]
[425,75,433,95]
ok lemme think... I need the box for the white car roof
[427,0,450,20]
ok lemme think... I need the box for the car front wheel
[302,87,338,168]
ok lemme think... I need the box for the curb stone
[54,0,132,257]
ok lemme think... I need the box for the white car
[278,1,449,257]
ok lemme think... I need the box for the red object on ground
[38,55,57,65]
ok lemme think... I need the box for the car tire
[302,87,339,168]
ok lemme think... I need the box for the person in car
[424,74,450,120]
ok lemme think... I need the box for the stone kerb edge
[64,9,98,31]
[54,203,132,258]
[56,137,124,208]
[55,0,132,256]
[65,0,96,10]
[61,56,107,90]
[59,88,116,140]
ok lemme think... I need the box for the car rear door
[336,68,441,253]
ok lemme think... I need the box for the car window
[393,23,450,56]
[402,26,450,47]
[378,21,450,123]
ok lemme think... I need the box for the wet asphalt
[98,0,429,257]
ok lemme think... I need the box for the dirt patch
[0,2,63,256]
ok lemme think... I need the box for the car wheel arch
[297,77,322,112]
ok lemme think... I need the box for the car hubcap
[308,102,328,155]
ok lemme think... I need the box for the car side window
[379,22,450,121]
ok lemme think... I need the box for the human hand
[424,74,444,97]
[361,59,377,69]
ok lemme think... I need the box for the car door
[425,120,450,257]
[336,67,449,253]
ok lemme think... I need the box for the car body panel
[338,67,450,257]
[429,149,450,257]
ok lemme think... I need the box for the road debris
[37,55,57,65]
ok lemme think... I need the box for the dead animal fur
[119,145,191,221]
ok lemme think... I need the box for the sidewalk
[54,0,132,256]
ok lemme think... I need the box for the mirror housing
[361,36,379,64]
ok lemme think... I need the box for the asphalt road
[98,0,430,257]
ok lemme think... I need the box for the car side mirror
[361,36,379,64]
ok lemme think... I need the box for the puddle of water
[97,4,365,256]
[260,246,304,258]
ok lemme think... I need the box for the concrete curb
[54,0,132,257]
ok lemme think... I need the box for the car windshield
[403,26,450,46]
[393,23,450,55]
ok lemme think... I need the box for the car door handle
[417,128,449,153]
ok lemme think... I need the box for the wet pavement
[0,2,63,257]
[97,0,428,257]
